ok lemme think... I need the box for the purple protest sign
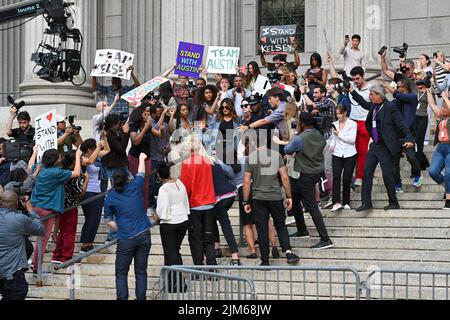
[175,41,205,78]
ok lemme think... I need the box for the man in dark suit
[349,83,415,211]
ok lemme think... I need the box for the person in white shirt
[92,94,120,142]
[329,105,357,212]
[225,74,251,118]
[154,163,190,271]
[340,34,364,75]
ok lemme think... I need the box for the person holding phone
[340,34,364,75]
[329,105,358,212]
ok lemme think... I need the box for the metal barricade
[159,266,257,301]
[161,265,361,300]
[366,268,450,300]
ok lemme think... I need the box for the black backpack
[3,139,33,162]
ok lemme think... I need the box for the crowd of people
[1,32,450,300]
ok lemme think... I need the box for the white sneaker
[354,179,363,187]
[343,205,352,210]
[331,203,343,212]
[323,198,333,209]
[285,217,296,226]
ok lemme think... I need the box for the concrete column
[0,0,25,98]
[311,0,388,73]
[160,0,239,74]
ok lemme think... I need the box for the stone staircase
[25,146,450,300]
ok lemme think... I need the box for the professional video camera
[7,95,26,112]
[267,72,282,85]
[313,115,333,136]
[145,91,160,102]
[393,43,409,59]
[333,71,352,91]
[3,139,33,162]
[0,0,85,85]
[186,79,197,92]
[416,71,433,88]
[68,115,82,131]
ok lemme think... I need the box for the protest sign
[324,29,333,55]
[35,110,57,163]
[278,84,295,98]
[175,41,205,78]
[91,49,134,80]
[259,25,297,55]
[252,75,270,95]
[206,46,240,75]
[121,76,169,105]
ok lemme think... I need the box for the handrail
[35,153,190,286]
[54,222,159,271]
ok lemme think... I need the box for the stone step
[350,193,444,201]
[349,200,444,209]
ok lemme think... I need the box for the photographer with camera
[349,83,415,212]
[91,65,141,117]
[275,112,333,250]
[6,105,35,146]
[299,84,336,207]
[57,115,84,161]
[0,191,45,300]
[383,79,423,190]
[380,49,417,93]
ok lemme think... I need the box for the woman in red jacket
[180,135,217,266]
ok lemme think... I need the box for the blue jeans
[106,167,133,241]
[429,143,450,194]
[148,160,162,209]
[115,230,151,300]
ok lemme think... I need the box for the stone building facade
[1,0,450,120]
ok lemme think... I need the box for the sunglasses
[241,104,250,108]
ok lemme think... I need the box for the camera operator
[299,85,336,207]
[0,191,45,300]
[276,112,333,250]
[349,84,415,212]
[91,65,141,117]
[6,107,35,145]
[56,115,83,161]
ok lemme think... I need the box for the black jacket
[351,91,414,156]
[103,129,130,169]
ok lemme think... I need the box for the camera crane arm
[0,0,72,26]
